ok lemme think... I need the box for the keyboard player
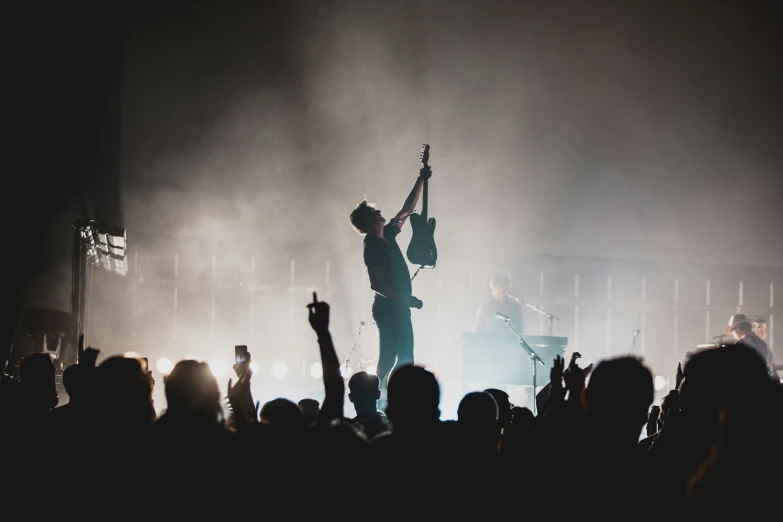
[473,274,525,336]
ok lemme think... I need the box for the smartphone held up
[235,345,249,365]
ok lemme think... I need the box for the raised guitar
[406,144,437,267]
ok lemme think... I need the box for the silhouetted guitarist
[349,164,432,394]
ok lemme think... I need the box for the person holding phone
[233,346,252,382]
[228,345,256,424]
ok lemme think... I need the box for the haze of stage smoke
[21,1,777,415]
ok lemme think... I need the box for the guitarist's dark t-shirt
[364,222,412,303]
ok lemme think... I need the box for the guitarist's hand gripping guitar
[406,144,437,267]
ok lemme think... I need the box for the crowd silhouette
[1,292,780,516]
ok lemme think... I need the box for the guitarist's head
[349,200,384,236]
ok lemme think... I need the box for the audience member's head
[680,345,779,509]
[97,356,155,430]
[62,364,89,404]
[484,388,512,430]
[680,344,771,421]
[386,365,440,429]
[511,406,534,428]
[349,371,381,414]
[458,391,499,437]
[164,359,222,423]
[19,352,58,410]
[584,356,653,443]
[298,398,320,426]
[261,398,305,431]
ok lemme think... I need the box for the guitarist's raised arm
[392,166,431,229]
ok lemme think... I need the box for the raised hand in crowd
[227,365,257,425]
[307,292,343,424]
[77,334,100,368]
[646,405,661,437]
[307,291,330,335]
[676,362,683,390]
[551,354,566,401]
[563,352,586,402]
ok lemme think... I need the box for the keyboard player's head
[474,274,524,334]
[490,274,513,302]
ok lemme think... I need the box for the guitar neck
[420,174,428,221]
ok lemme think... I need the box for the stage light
[366,364,377,376]
[340,365,353,378]
[210,359,230,379]
[272,361,288,379]
[249,362,259,375]
[123,351,141,359]
[310,362,323,379]
[156,357,174,375]
[654,375,667,391]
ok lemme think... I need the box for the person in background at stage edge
[751,317,767,341]
[473,274,524,335]
[349,164,431,398]
[726,313,777,381]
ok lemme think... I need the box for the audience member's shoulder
[439,419,459,434]
[370,430,394,448]
[0,375,20,394]
[638,432,658,452]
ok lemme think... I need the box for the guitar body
[407,212,437,266]
[406,144,438,267]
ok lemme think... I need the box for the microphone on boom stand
[495,311,545,416]
[505,292,524,304]
[496,312,512,322]
[508,293,560,335]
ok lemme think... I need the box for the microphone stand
[344,322,365,377]
[507,294,560,336]
[497,314,545,416]
[629,330,640,352]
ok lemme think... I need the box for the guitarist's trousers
[373,298,414,391]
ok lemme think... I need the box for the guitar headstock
[419,143,430,167]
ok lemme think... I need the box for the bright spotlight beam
[272,361,289,379]
[209,359,230,379]
[156,357,174,375]
[310,362,323,379]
